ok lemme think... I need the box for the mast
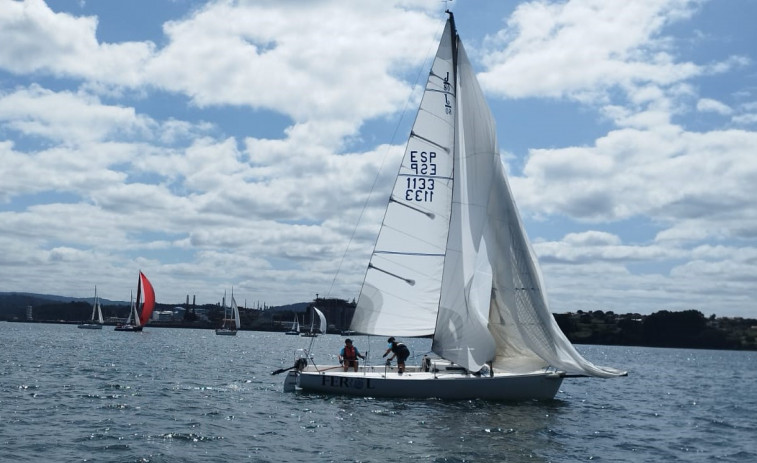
[431,10,459,342]
[91,285,97,321]
[135,271,142,318]
[447,10,458,87]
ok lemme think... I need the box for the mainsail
[351,15,624,379]
[92,286,104,324]
[125,291,138,327]
[313,307,327,334]
[231,295,241,330]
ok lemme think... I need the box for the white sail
[91,286,104,324]
[79,286,105,328]
[351,20,456,338]
[125,302,132,325]
[313,307,327,334]
[231,296,241,330]
[125,290,141,327]
[95,300,104,324]
[351,15,623,378]
[432,38,499,371]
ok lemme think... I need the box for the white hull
[77,323,103,329]
[215,328,237,336]
[114,324,142,332]
[289,365,563,400]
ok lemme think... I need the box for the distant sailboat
[300,307,326,337]
[78,286,104,329]
[281,12,625,400]
[285,314,300,335]
[216,291,241,336]
[114,271,155,332]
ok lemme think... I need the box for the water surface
[1,323,755,462]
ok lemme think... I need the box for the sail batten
[409,131,451,151]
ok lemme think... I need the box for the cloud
[0,84,153,144]
[1,0,755,318]
[0,0,154,85]
[478,0,705,102]
[696,98,732,115]
[512,123,757,241]
[0,0,441,143]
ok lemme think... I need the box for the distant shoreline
[6,312,756,352]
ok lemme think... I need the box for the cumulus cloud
[0,0,755,317]
[478,0,705,102]
[696,98,732,115]
[0,84,153,144]
[0,0,154,84]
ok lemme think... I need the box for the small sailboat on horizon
[285,314,301,335]
[215,290,241,336]
[78,286,104,329]
[299,307,326,337]
[114,271,155,332]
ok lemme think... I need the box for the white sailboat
[114,291,141,332]
[78,286,104,329]
[281,12,625,400]
[216,291,241,335]
[285,314,301,335]
[300,307,326,337]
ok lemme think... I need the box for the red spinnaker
[138,271,156,326]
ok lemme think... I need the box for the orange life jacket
[343,345,357,360]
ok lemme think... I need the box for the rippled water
[1,323,755,462]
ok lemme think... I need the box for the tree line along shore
[2,293,755,351]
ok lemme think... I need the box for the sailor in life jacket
[339,338,365,372]
[383,337,410,374]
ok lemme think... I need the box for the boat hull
[114,325,143,332]
[215,329,237,336]
[291,367,563,401]
[77,323,103,329]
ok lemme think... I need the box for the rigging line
[325,17,448,299]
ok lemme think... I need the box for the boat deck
[299,363,559,379]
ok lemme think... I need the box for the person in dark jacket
[338,338,365,372]
[382,337,410,374]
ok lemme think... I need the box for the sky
[1,0,756,318]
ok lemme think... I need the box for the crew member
[339,338,365,372]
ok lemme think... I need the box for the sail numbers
[406,150,436,202]
[443,72,452,114]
